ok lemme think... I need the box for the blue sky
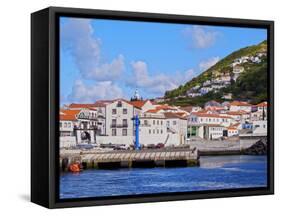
[60,17,267,105]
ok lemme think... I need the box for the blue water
[60,155,267,199]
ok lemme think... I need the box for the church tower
[131,89,143,101]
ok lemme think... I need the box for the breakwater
[60,148,199,171]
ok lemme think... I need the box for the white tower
[132,89,142,101]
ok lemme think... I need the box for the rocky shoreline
[243,138,267,155]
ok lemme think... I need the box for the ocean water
[60,155,267,199]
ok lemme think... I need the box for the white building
[181,106,202,113]
[188,113,233,127]
[257,101,268,113]
[229,101,252,113]
[100,99,137,146]
[187,113,233,140]
[203,80,211,86]
[252,120,267,135]
[225,110,250,123]
[138,112,168,146]
[232,66,244,81]
[227,125,239,137]
[187,92,202,98]
[164,112,187,145]
[204,124,225,140]
[199,87,213,95]
[59,108,98,147]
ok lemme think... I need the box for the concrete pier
[60,148,199,171]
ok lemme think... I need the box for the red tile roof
[164,112,186,119]
[60,109,81,121]
[180,106,193,112]
[257,101,268,107]
[146,109,159,113]
[128,100,148,109]
[60,114,77,121]
[68,103,95,109]
[226,110,249,115]
[193,113,232,119]
[230,101,252,106]
[155,105,177,110]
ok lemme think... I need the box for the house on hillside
[232,65,245,81]
[229,101,252,113]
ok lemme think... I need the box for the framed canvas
[31,6,274,208]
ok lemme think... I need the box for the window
[144,120,148,125]
[68,122,71,128]
[153,129,155,134]
[117,101,122,107]
[112,119,116,126]
[149,129,151,134]
[122,129,127,136]
[123,108,127,114]
[112,129,117,136]
[161,121,163,125]
[123,119,127,126]
[60,122,62,128]
[157,129,159,134]
[64,122,67,127]
[153,120,155,125]
[112,109,117,114]
[173,120,177,125]
[157,120,159,125]
[161,129,163,134]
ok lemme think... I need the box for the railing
[110,124,128,128]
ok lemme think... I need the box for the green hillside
[164,40,267,106]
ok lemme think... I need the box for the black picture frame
[31,6,274,208]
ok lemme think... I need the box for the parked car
[147,144,155,149]
[156,143,165,148]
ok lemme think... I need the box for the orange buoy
[69,163,80,172]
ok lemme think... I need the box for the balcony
[110,123,128,128]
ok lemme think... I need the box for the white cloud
[68,80,123,103]
[127,61,195,95]
[61,18,124,81]
[199,56,220,71]
[183,26,219,49]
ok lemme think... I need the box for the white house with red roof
[129,100,155,112]
[187,112,235,140]
[229,101,252,112]
[257,101,268,112]
[59,108,98,147]
[227,125,239,137]
[188,112,233,127]
[225,110,250,123]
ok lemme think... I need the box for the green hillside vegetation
[164,40,267,106]
[225,60,267,104]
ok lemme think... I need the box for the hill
[164,40,268,107]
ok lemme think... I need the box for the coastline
[59,137,267,172]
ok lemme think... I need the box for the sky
[60,17,267,105]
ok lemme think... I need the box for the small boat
[69,163,81,173]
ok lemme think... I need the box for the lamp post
[132,114,141,150]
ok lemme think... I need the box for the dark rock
[244,138,267,155]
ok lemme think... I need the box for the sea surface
[60,155,267,199]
